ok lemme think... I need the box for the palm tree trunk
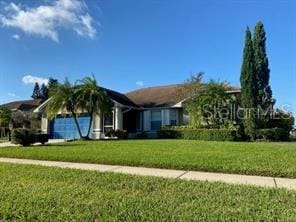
[71,110,83,139]
[86,113,93,139]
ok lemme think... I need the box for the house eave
[34,97,134,114]
[33,98,51,113]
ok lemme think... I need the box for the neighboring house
[33,84,240,140]
[1,99,43,130]
[2,99,43,112]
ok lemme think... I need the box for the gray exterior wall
[142,108,183,131]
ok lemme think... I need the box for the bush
[105,129,128,139]
[12,128,35,146]
[291,130,296,141]
[115,129,128,140]
[257,128,290,141]
[105,129,116,138]
[182,129,238,141]
[36,133,49,144]
[12,128,49,146]
[157,129,182,139]
[158,129,238,141]
[269,110,294,132]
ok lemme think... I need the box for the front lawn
[1,163,296,221]
[0,140,296,178]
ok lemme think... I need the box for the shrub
[257,128,290,141]
[158,129,238,141]
[105,129,116,138]
[12,128,35,146]
[182,129,237,141]
[269,110,294,132]
[115,129,128,140]
[291,130,296,141]
[12,128,49,146]
[157,129,182,139]
[105,129,128,139]
[36,133,49,144]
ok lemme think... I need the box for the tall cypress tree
[253,22,273,126]
[48,78,58,95]
[31,82,41,99]
[240,27,259,140]
[40,83,49,100]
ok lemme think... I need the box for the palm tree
[76,75,112,139]
[186,80,234,128]
[47,79,84,138]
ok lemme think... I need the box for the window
[151,110,162,131]
[170,109,178,126]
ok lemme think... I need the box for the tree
[76,75,112,139]
[40,83,49,100]
[0,106,12,140]
[31,83,41,99]
[11,110,30,128]
[240,27,259,140]
[253,22,273,127]
[0,106,11,128]
[253,22,272,104]
[185,80,235,128]
[35,78,59,100]
[47,79,84,139]
[48,78,58,96]
[176,72,204,101]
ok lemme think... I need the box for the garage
[50,114,91,139]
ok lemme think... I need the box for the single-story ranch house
[3,84,240,139]
[3,99,43,112]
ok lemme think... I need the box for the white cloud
[136,81,144,87]
[11,34,20,40]
[22,75,49,86]
[0,0,96,42]
[8,92,18,97]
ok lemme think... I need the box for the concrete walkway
[0,157,296,190]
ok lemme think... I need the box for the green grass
[1,163,296,221]
[0,140,296,178]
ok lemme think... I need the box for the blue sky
[0,0,295,114]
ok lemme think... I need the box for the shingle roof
[126,84,186,108]
[2,99,43,111]
[126,84,240,108]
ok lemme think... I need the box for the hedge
[158,129,238,141]
[157,129,182,139]
[257,128,290,141]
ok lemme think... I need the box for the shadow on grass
[39,143,84,148]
